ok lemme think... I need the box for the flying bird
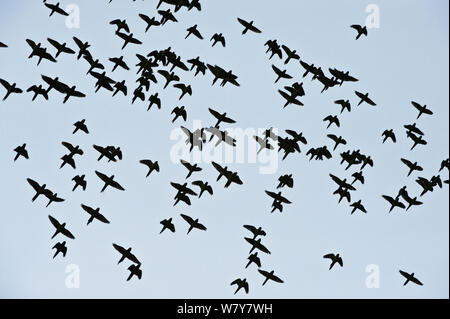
[180,214,207,234]
[72,175,87,191]
[211,33,226,47]
[113,243,140,265]
[191,181,213,198]
[237,18,262,35]
[47,38,75,58]
[160,218,175,234]
[350,24,368,40]
[323,115,340,129]
[323,253,343,270]
[73,119,89,134]
[411,101,433,119]
[382,129,396,143]
[127,264,143,281]
[382,195,406,213]
[258,269,284,286]
[185,24,203,40]
[355,91,376,106]
[43,1,68,17]
[212,162,243,188]
[52,241,67,258]
[48,215,75,240]
[95,171,125,192]
[138,14,160,32]
[81,204,110,225]
[230,278,249,295]
[14,144,29,161]
[0,79,23,100]
[400,158,423,177]
[399,270,423,286]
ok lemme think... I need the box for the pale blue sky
[0,0,448,298]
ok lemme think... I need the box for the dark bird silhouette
[327,134,347,151]
[272,65,292,83]
[139,14,160,32]
[93,145,122,162]
[116,31,142,50]
[407,131,427,150]
[329,68,358,86]
[110,19,130,33]
[207,64,240,87]
[52,241,67,258]
[334,99,351,113]
[43,1,68,17]
[61,85,86,104]
[187,57,207,76]
[26,85,49,101]
[360,154,374,170]
[323,253,343,270]
[47,38,75,58]
[237,18,262,35]
[180,214,207,234]
[171,106,187,123]
[281,45,300,64]
[62,142,83,158]
[158,70,180,89]
[382,129,396,143]
[400,158,423,177]
[264,39,282,60]
[323,115,340,129]
[277,174,294,189]
[185,24,203,40]
[132,87,145,104]
[246,252,261,269]
[355,91,376,106]
[173,83,192,100]
[0,42,7,48]
[211,33,226,47]
[278,90,304,108]
[330,174,356,191]
[333,187,351,203]
[95,171,125,192]
[0,79,23,100]
[113,80,127,97]
[416,176,441,196]
[350,200,367,214]
[243,225,266,239]
[382,195,406,213]
[212,162,243,188]
[404,123,424,136]
[158,9,178,25]
[230,278,249,295]
[49,215,75,240]
[440,158,450,172]
[208,108,236,128]
[109,56,129,72]
[160,218,175,234]
[27,178,48,202]
[258,269,283,286]
[72,175,87,191]
[351,171,365,185]
[139,160,159,178]
[73,36,91,60]
[191,180,213,198]
[399,191,423,211]
[265,191,292,206]
[81,204,109,225]
[44,190,65,207]
[180,159,202,179]
[245,237,271,254]
[188,0,201,11]
[14,144,29,161]
[113,243,140,265]
[399,270,423,286]
[127,264,142,281]
[411,101,433,119]
[147,93,161,110]
[26,39,57,65]
[350,24,367,40]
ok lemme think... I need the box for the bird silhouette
[230,278,249,295]
[14,144,29,161]
[350,24,367,40]
[323,253,343,270]
[237,18,262,35]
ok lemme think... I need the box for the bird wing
[180,214,194,225]
[48,215,60,229]
[27,178,42,192]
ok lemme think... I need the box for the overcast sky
[0,0,448,298]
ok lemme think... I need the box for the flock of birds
[1,0,449,294]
